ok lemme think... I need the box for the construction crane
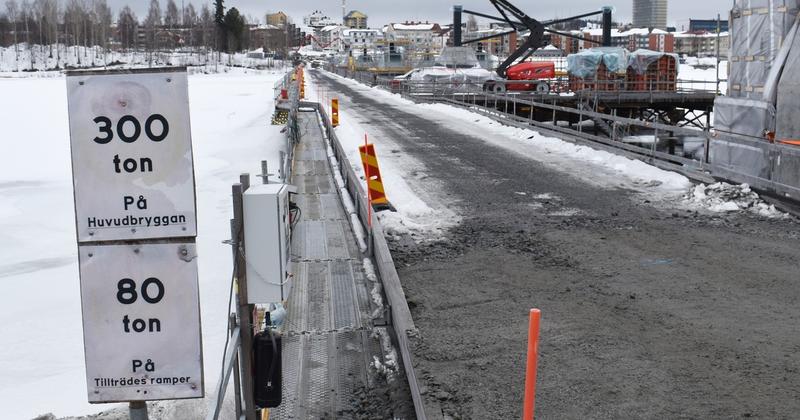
[455,1,613,78]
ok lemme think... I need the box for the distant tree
[213,0,224,51]
[6,0,19,50]
[94,0,111,50]
[199,3,212,49]
[164,0,178,29]
[213,0,223,25]
[183,3,197,48]
[223,6,243,51]
[144,0,161,51]
[118,5,137,50]
[20,0,31,44]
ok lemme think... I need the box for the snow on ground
[679,59,728,94]
[315,69,788,220]
[684,182,787,217]
[306,71,461,240]
[0,67,289,419]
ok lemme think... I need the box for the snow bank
[323,71,692,195]
[684,182,787,217]
[306,71,461,240]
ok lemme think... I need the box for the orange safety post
[295,67,304,99]
[359,136,392,211]
[331,98,339,127]
[364,134,372,228]
[523,309,541,420]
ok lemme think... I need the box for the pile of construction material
[567,47,678,92]
[567,47,629,91]
[627,49,678,91]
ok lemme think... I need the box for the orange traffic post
[299,70,305,99]
[364,134,372,228]
[523,309,541,420]
[331,98,339,127]
[359,137,392,212]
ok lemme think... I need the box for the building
[674,31,729,57]
[249,24,287,52]
[344,10,368,29]
[318,25,346,52]
[552,27,674,53]
[342,28,382,52]
[463,24,518,56]
[632,0,668,29]
[266,12,288,27]
[689,19,728,33]
[304,10,336,28]
[383,21,443,53]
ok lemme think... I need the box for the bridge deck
[273,111,383,418]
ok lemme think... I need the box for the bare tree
[93,0,111,65]
[199,3,211,52]
[0,13,9,48]
[182,2,196,49]
[63,0,87,64]
[117,5,136,50]
[165,0,178,30]
[6,0,19,68]
[144,0,161,51]
[20,0,32,68]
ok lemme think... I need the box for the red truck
[484,61,556,93]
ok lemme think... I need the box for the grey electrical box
[243,183,293,304]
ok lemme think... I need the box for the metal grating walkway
[273,111,381,419]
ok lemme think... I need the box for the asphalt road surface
[313,70,800,420]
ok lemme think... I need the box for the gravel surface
[315,71,800,420]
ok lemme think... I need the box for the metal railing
[309,100,428,420]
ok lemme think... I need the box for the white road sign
[67,68,197,242]
[78,243,204,402]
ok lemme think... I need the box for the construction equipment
[457,1,613,82]
[485,61,556,93]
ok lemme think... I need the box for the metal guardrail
[306,100,428,420]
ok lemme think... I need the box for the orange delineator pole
[332,98,339,127]
[299,70,305,99]
[523,309,541,420]
[365,134,372,228]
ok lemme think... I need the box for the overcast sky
[111,1,731,31]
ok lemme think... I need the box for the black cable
[215,223,242,408]
[266,326,278,390]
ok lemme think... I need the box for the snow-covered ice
[0,67,289,419]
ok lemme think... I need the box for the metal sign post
[67,68,203,417]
